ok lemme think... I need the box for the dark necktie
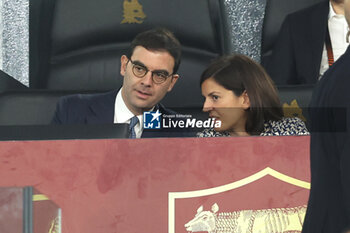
[129,116,139,138]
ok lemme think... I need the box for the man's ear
[167,74,179,92]
[241,90,250,110]
[120,55,129,76]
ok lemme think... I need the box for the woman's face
[201,77,250,135]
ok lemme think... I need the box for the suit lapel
[86,90,118,124]
[309,1,329,82]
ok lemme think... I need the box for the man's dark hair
[128,28,182,73]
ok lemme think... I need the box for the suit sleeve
[339,119,350,223]
[266,15,297,85]
[51,96,69,124]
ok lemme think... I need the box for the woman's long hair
[200,54,283,135]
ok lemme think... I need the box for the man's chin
[134,104,156,112]
[132,99,156,110]
[141,106,155,112]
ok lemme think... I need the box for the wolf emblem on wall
[185,203,307,233]
[121,0,146,24]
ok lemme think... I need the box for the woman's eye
[212,95,219,101]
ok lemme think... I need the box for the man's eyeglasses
[127,58,174,84]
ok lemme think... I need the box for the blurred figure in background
[266,0,348,85]
[302,0,350,232]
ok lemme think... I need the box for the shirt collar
[115,88,138,123]
[114,88,154,125]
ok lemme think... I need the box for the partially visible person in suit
[302,0,350,231]
[266,0,348,85]
[52,28,183,138]
[197,54,309,137]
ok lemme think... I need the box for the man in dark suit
[266,0,348,85]
[52,28,188,138]
[302,0,350,231]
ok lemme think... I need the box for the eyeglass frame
[126,58,175,84]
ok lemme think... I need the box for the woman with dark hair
[197,54,309,137]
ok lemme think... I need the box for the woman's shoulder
[261,117,309,136]
[197,128,229,137]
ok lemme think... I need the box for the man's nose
[141,71,153,86]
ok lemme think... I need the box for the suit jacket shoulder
[304,47,350,233]
[51,90,117,124]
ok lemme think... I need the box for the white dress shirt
[114,88,143,138]
[319,2,349,78]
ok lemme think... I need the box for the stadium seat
[0,90,96,125]
[30,0,228,108]
[277,85,314,125]
[0,70,28,93]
